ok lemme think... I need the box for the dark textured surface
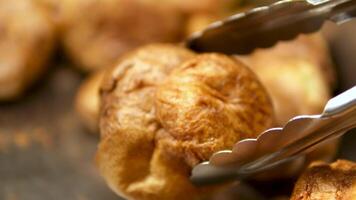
[0,66,120,200]
[0,20,355,200]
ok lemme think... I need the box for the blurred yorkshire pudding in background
[59,0,243,72]
[75,70,105,133]
[0,0,55,101]
[290,160,356,200]
[158,0,238,14]
[33,0,62,26]
[96,44,274,199]
[185,13,222,37]
[237,33,339,179]
[59,0,185,72]
[239,33,335,126]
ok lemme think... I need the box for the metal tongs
[187,0,356,54]
[186,0,356,185]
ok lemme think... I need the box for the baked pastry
[291,160,356,200]
[75,70,105,133]
[96,44,274,199]
[239,33,335,125]
[60,0,184,72]
[0,0,55,100]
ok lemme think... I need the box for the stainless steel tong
[186,0,356,54]
[187,0,356,185]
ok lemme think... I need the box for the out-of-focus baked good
[160,0,238,14]
[96,44,274,199]
[184,5,253,37]
[238,33,338,179]
[291,160,356,200]
[185,13,222,36]
[239,33,335,126]
[75,70,105,133]
[60,0,184,72]
[59,0,242,72]
[0,0,55,100]
[33,0,62,26]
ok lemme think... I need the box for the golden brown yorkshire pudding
[97,44,274,200]
[155,54,275,167]
[60,0,184,72]
[0,0,55,100]
[291,160,356,200]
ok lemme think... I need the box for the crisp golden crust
[75,70,105,133]
[156,54,274,166]
[0,0,55,100]
[97,44,274,199]
[291,160,356,200]
[99,44,196,139]
[60,0,184,71]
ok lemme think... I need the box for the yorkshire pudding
[291,160,356,200]
[60,0,184,71]
[75,70,105,133]
[0,0,55,100]
[96,44,274,199]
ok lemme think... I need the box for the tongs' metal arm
[191,87,356,185]
[187,0,356,54]
[321,0,356,23]
[240,99,356,175]
[241,86,356,174]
